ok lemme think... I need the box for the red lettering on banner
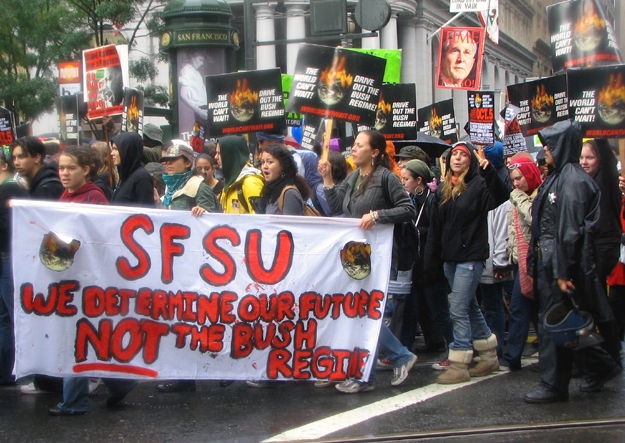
[254,322,276,349]
[190,324,224,352]
[200,225,240,286]
[141,319,170,363]
[75,318,112,362]
[160,223,190,284]
[110,318,143,362]
[231,323,254,358]
[267,349,293,378]
[245,229,294,284]
[294,319,317,350]
[20,281,78,316]
[368,290,384,319]
[116,214,154,280]
[293,350,312,379]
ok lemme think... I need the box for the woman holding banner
[50,146,137,416]
[424,142,509,384]
[318,129,418,393]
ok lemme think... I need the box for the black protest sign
[567,64,625,138]
[286,44,387,126]
[354,84,417,140]
[300,116,325,151]
[205,68,286,137]
[417,99,457,144]
[507,75,569,136]
[57,95,80,148]
[467,91,495,145]
[547,0,622,73]
[121,88,144,136]
[0,107,15,146]
[501,104,528,156]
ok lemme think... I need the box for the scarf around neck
[163,169,194,206]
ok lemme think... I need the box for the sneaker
[376,358,393,371]
[88,378,101,395]
[20,382,55,395]
[391,353,418,386]
[431,359,450,371]
[246,380,270,388]
[335,379,375,394]
[314,380,337,388]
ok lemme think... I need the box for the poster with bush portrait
[121,88,144,136]
[547,0,622,73]
[82,45,129,120]
[417,99,458,144]
[467,91,495,145]
[506,75,569,136]
[567,64,625,137]
[436,27,485,90]
[205,68,286,137]
[287,44,387,127]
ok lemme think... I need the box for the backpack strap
[381,168,392,208]
[237,184,249,213]
[278,185,298,213]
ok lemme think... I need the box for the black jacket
[0,179,27,254]
[29,163,64,200]
[531,120,612,322]
[111,132,154,208]
[412,188,445,283]
[425,143,509,270]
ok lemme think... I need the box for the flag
[479,0,499,45]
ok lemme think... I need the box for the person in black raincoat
[110,132,155,208]
[525,120,621,404]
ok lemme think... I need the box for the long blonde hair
[441,164,469,204]
[92,141,119,185]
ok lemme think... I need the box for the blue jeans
[365,323,413,385]
[479,282,506,357]
[58,377,138,413]
[444,261,492,351]
[501,267,535,370]
[0,256,15,383]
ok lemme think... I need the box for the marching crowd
[0,118,623,415]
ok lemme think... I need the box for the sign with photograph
[205,68,286,137]
[506,75,569,136]
[501,104,528,156]
[82,45,129,119]
[436,27,485,90]
[287,44,387,127]
[356,84,417,140]
[567,64,625,137]
[12,201,393,382]
[57,95,80,148]
[467,90,495,145]
[547,0,622,73]
[417,99,458,144]
[121,88,144,136]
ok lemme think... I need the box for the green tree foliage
[0,0,91,122]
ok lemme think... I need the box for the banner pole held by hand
[619,139,625,176]
[321,118,334,162]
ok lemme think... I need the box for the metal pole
[244,0,256,70]
[427,12,465,42]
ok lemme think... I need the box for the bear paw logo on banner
[39,231,81,272]
[230,78,258,122]
[532,85,555,123]
[318,56,353,106]
[598,73,625,125]
[340,241,371,280]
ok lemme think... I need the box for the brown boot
[436,349,472,384]
[469,334,499,377]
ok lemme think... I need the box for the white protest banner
[450,0,489,12]
[12,201,393,382]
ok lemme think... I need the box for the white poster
[450,0,489,12]
[12,201,393,382]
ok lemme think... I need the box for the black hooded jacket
[111,132,154,208]
[530,120,612,322]
[584,139,621,246]
[29,162,64,200]
[424,142,509,270]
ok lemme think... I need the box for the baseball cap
[159,140,194,164]
[143,123,163,143]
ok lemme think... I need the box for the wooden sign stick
[321,118,334,162]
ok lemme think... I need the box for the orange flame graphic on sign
[128,95,139,122]
[320,56,353,88]
[574,2,605,34]
[430,108,443,131]
[475,93,482,107]
[599,73,625,107]
[377,95,391,114]
[532,85,554,109]
[340,242,371,264]
[230,78,258,107]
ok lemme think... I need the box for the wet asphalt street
[2,342,625,443]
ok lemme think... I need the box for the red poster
[82,45,128,119]
[436,27,485,90]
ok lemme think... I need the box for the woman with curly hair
[258,144,311,215]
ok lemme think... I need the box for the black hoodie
[29,162,64,200]
[531,120,611,321]
[424,142,509,269]
[111,132,154,208]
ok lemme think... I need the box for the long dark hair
[358,130,390,191]
[260,144,311,208]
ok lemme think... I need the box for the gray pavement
[2,346,625,443]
